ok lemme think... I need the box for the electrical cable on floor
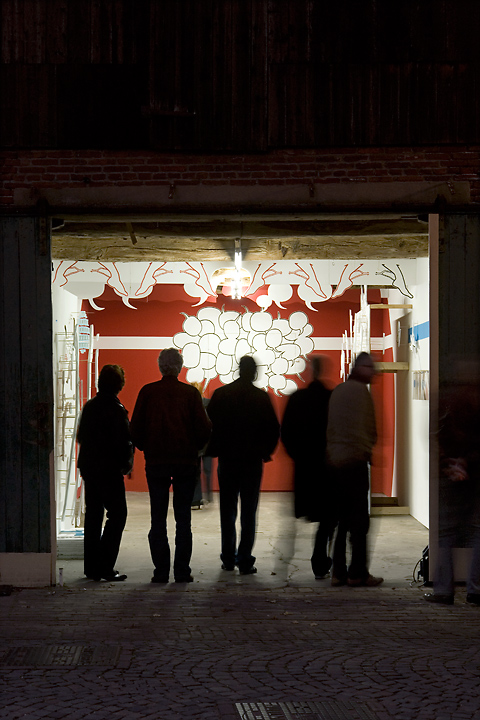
[410,558,422,587]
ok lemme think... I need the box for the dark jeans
[217,456,263,571]
[146,464,197,580]
[83,471,127,578]
[331,462,370,581]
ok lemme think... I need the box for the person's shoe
[466,594,480,605]
[175,575,194,583]
[221,563,235,571]
[331,575,347,587]
[151,576,169,584]
[424,593,454,605]
[348,574,384,587]
[239,566,257,576]
[103,571,127,582]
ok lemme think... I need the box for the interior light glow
[232,249,243,298]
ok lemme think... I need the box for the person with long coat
[281,355,335,579]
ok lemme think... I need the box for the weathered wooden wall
[439,215,480,377]
[2,0,480,151]
[0,217,53,554]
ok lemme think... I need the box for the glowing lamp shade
[211,265,251,299]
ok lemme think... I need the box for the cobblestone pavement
[2,579,480,720]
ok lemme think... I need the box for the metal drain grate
[1,645,121,667]
[235,701,379,720]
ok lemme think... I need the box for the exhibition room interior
[50,211,431,568]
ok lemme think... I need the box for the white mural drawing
[173,307,314,395]
[52,259,416,310]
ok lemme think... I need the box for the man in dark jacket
[130,348,211,583]
[77,364,133,582]
[281,355,335,579]
[207,356,279,575]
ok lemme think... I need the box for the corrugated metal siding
[1,0,480,150]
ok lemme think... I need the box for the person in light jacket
[326,352,383,588]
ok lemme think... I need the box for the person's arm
[114,402,134,475]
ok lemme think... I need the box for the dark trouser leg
[332,519,349,581]
[83,479,105,578]
[311,479,337,576]
[218,459,240,568]
[330,466,348,581]
[348,491,369,581]
[146,467,172,579]
[330,463,369,581]
[171,466,196,579]
[237,459,263,571]
[99,478,127,576]
[339,462,370,581]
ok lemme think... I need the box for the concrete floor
[58,492,429,589]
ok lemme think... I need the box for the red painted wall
[80,284,395,495]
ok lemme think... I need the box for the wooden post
[0,216,54,586]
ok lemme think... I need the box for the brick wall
[2,146,480,207]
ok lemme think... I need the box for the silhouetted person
[282,355,335,578]
[327,352,383,587]
[77,364,133,582]
[207,356,279,574]
[425,361,480,605]
[130,348,211,583]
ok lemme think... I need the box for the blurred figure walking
[425,360,480,605]
[281,355,335,579]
